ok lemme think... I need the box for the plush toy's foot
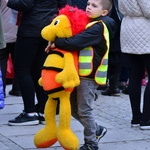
[57,129,79,150]
[34,128,57,148]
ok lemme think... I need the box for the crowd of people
[0,0,149,150]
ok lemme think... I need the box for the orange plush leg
[57,91,79,150]
[34,97,57,148]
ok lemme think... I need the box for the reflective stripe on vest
[79,46,93,76]
[79,21,110,85]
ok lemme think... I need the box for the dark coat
[71,0,87,10]
[109,0,123,53]
[7,0,68,37]
[108,0,126,65]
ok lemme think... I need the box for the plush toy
[34,5,89,150]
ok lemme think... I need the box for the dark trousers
[119,66,130,83]
[0,43,20,94]
[107,63,121,89]
[129,54,150,121]
[14,36,48,113]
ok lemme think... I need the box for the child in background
[48,0,116,149]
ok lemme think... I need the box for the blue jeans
[14,36,48,113]
[71,78,99,146]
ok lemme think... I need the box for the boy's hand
[45,42,56,53]
[45,41,53,53]
[51,43,56,50]
[45,41,51,53]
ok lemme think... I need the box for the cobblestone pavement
[0,85,150,150]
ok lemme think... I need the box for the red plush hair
[58,5,90,35]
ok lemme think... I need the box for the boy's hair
[100,0,112,12]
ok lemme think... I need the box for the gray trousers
[70,78,99,146]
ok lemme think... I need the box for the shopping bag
[6,55,14,79]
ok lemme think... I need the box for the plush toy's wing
[56,52,80,88]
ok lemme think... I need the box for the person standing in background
[100,0,124,96]
[118,0,150,129]
[0,0,21,97]
[7,0,68,126]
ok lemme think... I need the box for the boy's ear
[101,10,109,16]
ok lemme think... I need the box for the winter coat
[71,0,87,10]
[118,0,150,54]
[109,0,123,53]
[0,68,4,109]
[7,0,68,37]
[54,16,116,79]
[108,0,124,65]
[0,0,18,43]
[0,11,6,49]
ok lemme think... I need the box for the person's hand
[45,41,56,53]
[45,41,52,53]
[5,0,9,3]
[51,43,56,50]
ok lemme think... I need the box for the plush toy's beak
[41,25,56,41]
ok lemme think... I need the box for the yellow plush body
[34,5,89,150]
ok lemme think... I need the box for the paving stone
[0,85,149,150]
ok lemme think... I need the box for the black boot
[101,86,120,96]
[122,86,129,94]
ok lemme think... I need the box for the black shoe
[9,90,22,96]
[79,143,98,150]
[101,87,120,96]
[8,112,39,126]
[38,113,45,125]
[96,125,107,142]
[140,120,150,130]
[122,86,129,95]
[131,120,140,127]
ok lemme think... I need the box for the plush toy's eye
[54,20,60,26]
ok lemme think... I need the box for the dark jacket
[54,16,116,79]
[107,0,126,66]
[109,0,123,53]
[71,0,87,10]
[7,0,68,37]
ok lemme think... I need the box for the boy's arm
[54,23,104,51]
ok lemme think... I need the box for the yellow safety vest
[79,21,110,85]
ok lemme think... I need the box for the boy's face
[86,0,105,19]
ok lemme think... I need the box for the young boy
[48,0,116,149]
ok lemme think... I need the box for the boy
[48,0,116,149]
